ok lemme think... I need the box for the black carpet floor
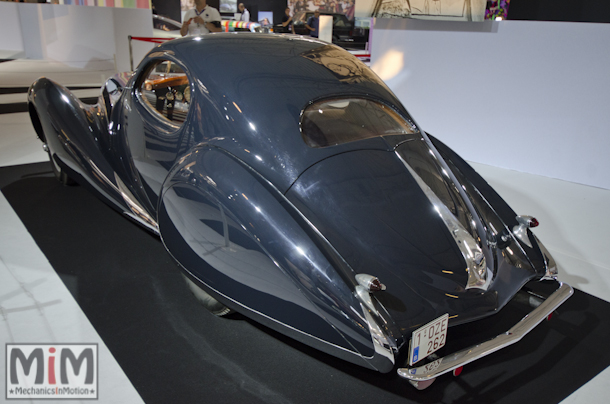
[2,162,610,404]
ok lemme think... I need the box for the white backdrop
[0,2,26,59]
[0,3,154,72]
[371,18,610,190]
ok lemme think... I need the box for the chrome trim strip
[395,151,492,290]
[114,173,159,234]
[355,286,397,370]
[407,131,497,290]
[397,282,574,381]
[123,211,160,234]
[361,304,396,367]
[533,234,559,280]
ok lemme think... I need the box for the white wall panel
[0,3,25,58]
[0,3,153,72]
[39,5,116,68]
[112,7,156,72]
[372,18,610,190]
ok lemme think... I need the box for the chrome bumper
[397,282,574,381]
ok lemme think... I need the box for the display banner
[353,0,508,21]
[286,0,506,22]
[355,0,485,20]
[58,0,149,8]
[287,0,355,19]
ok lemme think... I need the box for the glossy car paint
[28,33,567,376]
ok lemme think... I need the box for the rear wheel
[44,144,75,186]
[182,274,234,317]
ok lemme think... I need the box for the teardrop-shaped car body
[28,33,572,383]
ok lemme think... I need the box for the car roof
[136,34,407,192]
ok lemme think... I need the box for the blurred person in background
[181,0,222,36]
[281,7,295,33]
[238,3,250,22]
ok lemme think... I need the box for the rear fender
[159,144,397,372]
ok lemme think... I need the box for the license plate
[409,313,449,366]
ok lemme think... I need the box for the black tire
[30,106,75,186]
[182,274,233,317]
[48,152,76,186]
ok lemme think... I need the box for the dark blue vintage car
[27,34,572,389]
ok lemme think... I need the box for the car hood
[285,135,544,337]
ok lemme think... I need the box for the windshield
[153,17,181,31]
[300,98,418,148]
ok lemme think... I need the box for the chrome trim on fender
[533,234,559,280]
[114,173,159,234]
[360,304,396,372]
[397,282,573,381]
[354,283,397,372]
[396,152,492,291]
[408,131,497,290]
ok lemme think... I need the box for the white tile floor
[0,60,143,404]
[0,59,608,402]
[0,193,145,404]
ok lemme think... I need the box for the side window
[139,60,191,125]
[155,62,169,73]
[153,19,181,32]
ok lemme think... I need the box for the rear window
[300,98,418,148]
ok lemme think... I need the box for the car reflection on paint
[291,11,368,50]
[152,15,183,39]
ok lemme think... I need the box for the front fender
[28,77,156,230]
[28,78,111,180]
[158,144,397,372]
